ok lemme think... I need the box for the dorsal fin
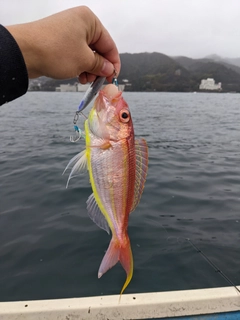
[130,139,148,213]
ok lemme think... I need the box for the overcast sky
[1,0,240,58]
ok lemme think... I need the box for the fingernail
[101,60,114,76]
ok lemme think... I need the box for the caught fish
[64,84,148,295]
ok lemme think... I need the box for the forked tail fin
[98,238,120,279]
[98,235,133,296]
[119,235,133,295]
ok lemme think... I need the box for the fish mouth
[103,84,119,98]
[95,84,122,113]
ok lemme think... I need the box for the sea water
[0,91,240,301]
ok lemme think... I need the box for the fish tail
[98,237,120,279]
[119,234,133,296]
[98,234,133,296]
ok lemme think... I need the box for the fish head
[88,84,134,141]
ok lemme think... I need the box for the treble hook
[70,125,82,143]
[69,111,81,142]
[69,110,87,142]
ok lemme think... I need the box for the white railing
[0,286,240,319]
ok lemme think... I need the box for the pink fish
[65,84,148,294]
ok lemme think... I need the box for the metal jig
[70,73,119,143]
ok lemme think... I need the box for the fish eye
[120,109,130,122]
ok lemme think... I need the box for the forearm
[0,6,120,106]
[4,7,120,83]
[0,25,28,106]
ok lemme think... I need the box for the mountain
[226,58,240,68]
[173,55,240,75]
[118,52,195,91]
[119,53,240,91]
[36,52,240,92]
[172,55,240,91]
[204,54,223,62]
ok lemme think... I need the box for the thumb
[86,50,115,77]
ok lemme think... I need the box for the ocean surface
[1,91,240,302]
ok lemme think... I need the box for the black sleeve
[0,25,29,106]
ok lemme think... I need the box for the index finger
[90,21,121,79]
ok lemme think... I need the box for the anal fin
[86,193,110,234]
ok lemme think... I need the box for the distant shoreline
[27,89,239,94]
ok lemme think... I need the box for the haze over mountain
[204,54,240,68]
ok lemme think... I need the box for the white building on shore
[199,78,222,91]
[56,82,125,92]
[56,84,78,92]
[77,83,90,92]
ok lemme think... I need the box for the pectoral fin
[130,139,148,213]
[86,193,110,234]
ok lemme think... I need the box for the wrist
[6,23,42,78]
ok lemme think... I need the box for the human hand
[6,6,121,83]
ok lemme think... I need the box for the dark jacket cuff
[0,24,29,106]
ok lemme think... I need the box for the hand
[6,6,121,83]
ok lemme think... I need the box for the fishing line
[160,224,240,294]
[186,238,240,294]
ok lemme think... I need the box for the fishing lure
[70,75,118,143]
